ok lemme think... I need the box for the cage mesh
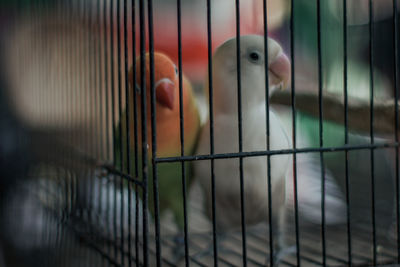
[0,0,399,266]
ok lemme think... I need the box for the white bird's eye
[248,51,261,63]
[174,65,179,75]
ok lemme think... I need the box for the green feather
[114,112,197,231]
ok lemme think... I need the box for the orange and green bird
[116,52,201,230]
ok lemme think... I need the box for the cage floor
[71,179,398,267]
[7,166,398,267]
[143,187,397,267]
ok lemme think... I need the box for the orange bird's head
[131,52,180,111]
[128,52,200,155]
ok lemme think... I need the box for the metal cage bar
[206,0,219,265]
[176,0,191,265]
[368,1,377,265]
[290,2,301,264]
[262,0,274,266]
[234,0,248,265]
[316,0,327,265]
[394,0,400,262]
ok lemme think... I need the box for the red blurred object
[135,12,264,82]
[112,0,287,83]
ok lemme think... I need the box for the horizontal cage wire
[0,0,399,266]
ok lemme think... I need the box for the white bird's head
[211,35,290,113]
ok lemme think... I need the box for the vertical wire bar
[92,0,101,160]
[145,0,162,264]
[92,0,108,257]
[77,0,85,227]
[139,0,150,263]
[25,1,40,256]
[206,0,218,265]
[35,1,39,142]
[102,0,113,260]
[83,0,90,156]
[393,0,400,262]
[235,0,248,265]
[45,1,53,263]
[368,0,377,264]
[83,5,93,260]
[63,7,73,254]
[97,0,105,162]
[290,0,301,265]
[316,0,326,265]
[116,0,126,264]
[71,2,81,259]
[86,1,95,160]
[37,0,46,257]
[108,0,119,261]
[62,170,69,267]
[72,3,80,260]
[50,1,57,263]
[91,0,99,160]
[61,0,71,169]
[86,1,96,251]
[104,0,111,162]
[343,0,353,264]
[262,1,274,265]
[50,1,58,261]
[146,0,162,264]
[130,0,141,265]
[123,0,132,266]
[52,1,63,265]
[176,0,190,264]
[74,0,81,156]
[88,7,98,254]
[106,171,112,263]
[55,1,63,261]
[56,1,65,263]
[87,0,96,160]
[65,2,73,258]
[68,0,73,156]
[95,1,107,262]
[70,0,76,166]
[110,0,116,166]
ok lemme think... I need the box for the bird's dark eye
[174,66,178,75]
[249,51,260,62]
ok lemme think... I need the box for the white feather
[194,35,291,232]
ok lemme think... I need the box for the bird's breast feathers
[196,102,291,189]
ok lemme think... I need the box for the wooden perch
[270,90,400,136]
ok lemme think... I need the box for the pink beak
[269,53,291,90]
[155,79,175,110]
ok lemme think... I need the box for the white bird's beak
[270,52,291,90]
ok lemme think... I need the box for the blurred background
[0,0,399,266]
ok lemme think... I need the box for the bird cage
[0,0,399,266]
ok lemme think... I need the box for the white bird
[194,34,292,259]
